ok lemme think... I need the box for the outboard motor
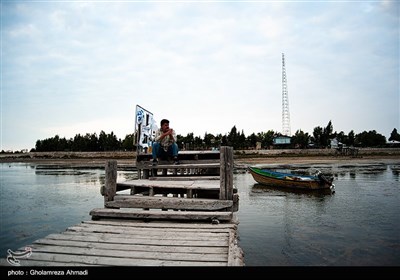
[316,170,335,193]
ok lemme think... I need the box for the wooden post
[143,169,149,179]
[187,189,193,198]
[219,146,233,200]
[104,160,117,205]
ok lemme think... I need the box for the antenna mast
[281,53,291,136]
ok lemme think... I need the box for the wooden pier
[1,146,244,266]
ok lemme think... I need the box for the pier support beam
[219,146,233,201]
[104,160,117,205]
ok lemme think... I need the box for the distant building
[273,135,291,148]
[330,138,344,149]
[386,140,400,147]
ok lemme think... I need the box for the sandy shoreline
[235,155,400,166]
[1,153,399,168]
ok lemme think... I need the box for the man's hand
[162,128,173,138]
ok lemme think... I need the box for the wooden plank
[24,244,228,262]
[149,176,220,181]
[66,226,229,241]
[31,238,228,254]
[136,160,220,169]
[120,179,220,190]
[64,229,228,242]
[70,221,232,241]
[41,232,228,247]
[90,208,233,221]
[106,195,233,210]
[83,219,238,230]
[120,180,237,193]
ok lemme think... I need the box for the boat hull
[248,167,333,190]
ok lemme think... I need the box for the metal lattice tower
[281,53,291,136]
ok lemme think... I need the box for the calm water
[1,162,399,266]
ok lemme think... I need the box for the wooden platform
[1,147,244,267]
[94,147,238,222]
[0,219,243,266]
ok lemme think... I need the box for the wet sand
[235,155,400,167]
[1,152,399,168]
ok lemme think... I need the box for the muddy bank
[235,155,400,167]
[0,151,135,168]
[1,150,399,169]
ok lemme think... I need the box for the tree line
[21,121,400,153]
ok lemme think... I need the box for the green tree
[203,132,215,149]
[98,131,121,151]
[348,130,355,146]
[291,129,310,149]
[388,128,400,141]
[355,130,386,147]
[227,126,238,148]
[258,130,275,149]
[239,130,246,149]
[122,134,134,151]
[246,133,258,149]
[312,126,323,148]
[322,120,333,148]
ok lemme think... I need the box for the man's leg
[170,143,179,164]
[171,143,179,157]
[152,142,160,165]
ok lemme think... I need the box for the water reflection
[238,163,400,266]
[251,183,334,198]
[35,170,95,176]
[390,165,400,180]
[33,166,138,186]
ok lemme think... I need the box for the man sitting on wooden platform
[152,118,180,165]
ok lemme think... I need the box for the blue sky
[1,0,399,151]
